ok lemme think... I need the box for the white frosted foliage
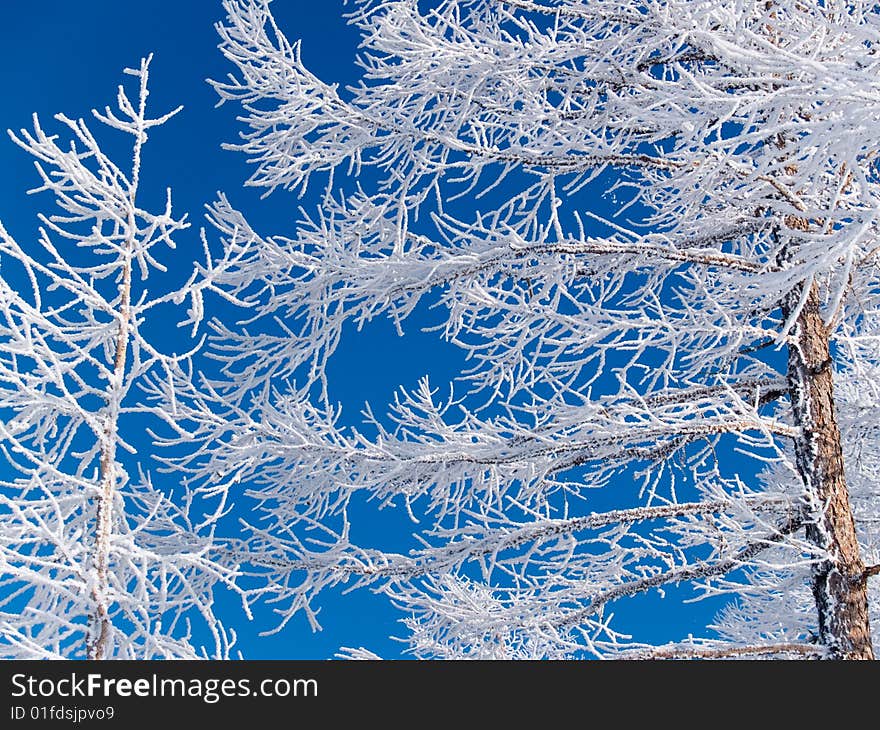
[170,0,880,658]
[0,57,241,659]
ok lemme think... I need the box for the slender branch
[387,218,772,301]
[499,0,644,24]
[465,147,685,172]
[243,495,793,580]
[523,239,763,273]
[619,642,824,660]
[406,419,798,470]
[554,511,804,629]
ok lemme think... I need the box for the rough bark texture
[785,282,873,660]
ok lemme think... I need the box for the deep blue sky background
[0,0,725,658]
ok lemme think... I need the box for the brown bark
[784,282,873,660]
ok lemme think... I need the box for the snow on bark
[785,281,873,659]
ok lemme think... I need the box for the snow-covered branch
[0,57,242,659]
[172,0,880,658]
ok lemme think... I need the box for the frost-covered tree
[175,0,880,659]
[0,56,239,659]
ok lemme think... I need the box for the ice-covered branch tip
[94,55,183,143]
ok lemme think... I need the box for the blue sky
[0,1,729,659]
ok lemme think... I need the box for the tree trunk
[785,282,873,660]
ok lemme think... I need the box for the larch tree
[0,56,240,659]
[168,0,880,659]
